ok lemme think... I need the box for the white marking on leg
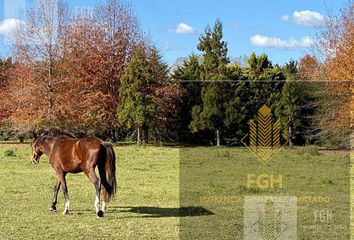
[63,200,70,215]
[101,201,106,212]
[94,196,100,213]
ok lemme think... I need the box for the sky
[0,0,347,65]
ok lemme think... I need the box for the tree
[190,19,230,147]
[117,48,156,144]
[283,60,298,79]
[275,80,303,147]
[10,0,70,134]
[244,53,284,113]
[315,1,353,147]
[275,61,300,147]
[172,55,203,143]
[0,57,13,138]
[93,0,144,140]
[298,55,321,80]
[0,57,12,120]
[321,1,353,81]
[61,0,144,139]
[247,52,272,78]
[9,0,144,139]
[197,19,228,79]
[222,66,247,145]
[148,47,181,142]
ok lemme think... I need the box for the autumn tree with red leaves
[60,0,144,140]
[316,1,353,146]
[0,58,12,132]
[7,0,147,140]
[298,54,322,80]
[9,0,70,134]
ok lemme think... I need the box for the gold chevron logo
[241,105,288,164]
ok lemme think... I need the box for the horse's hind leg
[50,177,61,212]
[101,188,109,213]
[85,170,103,217]
[58,172,70,215]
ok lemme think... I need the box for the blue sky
[0,0,347,65]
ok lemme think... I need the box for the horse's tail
[98,143,117,202]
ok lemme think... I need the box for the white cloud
[0,18,23,35]
[169,23,196,34]
[250,34,314,49]
[281,10,326,27]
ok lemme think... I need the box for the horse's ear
[32,131,38,140]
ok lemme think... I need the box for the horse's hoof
[62,209,69,215]
[49,207,57,212]
[97,210,104,218]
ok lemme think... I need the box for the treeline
[0,0,352,147]
[173,20,349,147]
[0,0,176,142]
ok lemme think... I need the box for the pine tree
[147,47,181,142]
[275,60,315,146]
[197,19,228,79]
[244,53,284,119]
[148,47,169,86]
[190,19,230,147]
[247,52,272,78]
[276,80,302,147]
[172,55,204,143]
[117,48,156,144]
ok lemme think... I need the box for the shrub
[4,149,16,157]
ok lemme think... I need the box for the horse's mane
[35,135,48,145]
[34,131,77,145]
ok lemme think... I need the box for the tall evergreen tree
[197,19,229,79]
[148,47,169,85]
[247,52,272,78]
[190,19,230,147]
[283,60,298,79]
[275,80,302,147]
[244,53,284,117]
[222,64,249,145]
[276,60,316,146]
[172,55,203,143]
[117,48,156,144]
[147,47,181,142]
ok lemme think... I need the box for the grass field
[0,144,351,239]
[180,147,350,239]
[0,145,179,240]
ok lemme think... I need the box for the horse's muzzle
[31,158,39,164]
[31,152,39,164]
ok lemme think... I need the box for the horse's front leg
[50,177,61,212]
[85,169,103,217]
[58,172,70,215]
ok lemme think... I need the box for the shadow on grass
[111,206,214,218]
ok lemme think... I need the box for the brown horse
[31,135,116,217]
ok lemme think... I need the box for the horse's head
[31,137,44,164]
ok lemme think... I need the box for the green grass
[180,147,351,239]
[0,145,179,240]
[0,144,352,239]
